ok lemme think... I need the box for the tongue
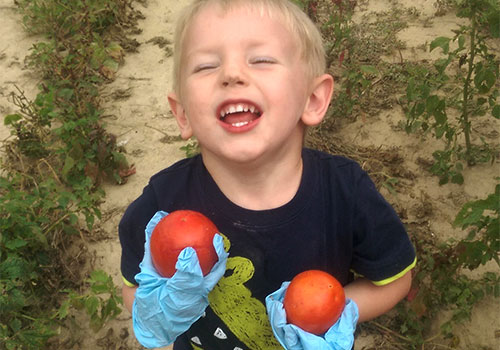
[223,112,258,125]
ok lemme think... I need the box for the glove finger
[138,211,169,276]
[135,266,166,288]
[265,282,293,350]
[145,211,168,240]
[274,281,290,302]
[324,298,358,350]
[293,324,337,350]
[283,323,341,350]
[176,247,203,274]
[169,247,204,290]
[203,234,229,291]
[133,280,207,348]
[265,281,290,329]
[282,324,303,350]
[213,233,229,260]
[133,300,174,348]
[266,293,287,327]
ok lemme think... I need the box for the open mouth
[218,101,262,128]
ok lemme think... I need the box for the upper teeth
[220,103,257,118]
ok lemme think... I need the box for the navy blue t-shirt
[119,148,415,350]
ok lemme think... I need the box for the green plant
[454,180,500,269]
[180,138,200,158]
[404,0,499,184]
[1,0,137,348]
[0,170,101,349]
[319,1,411,125]
[58,270,122,333]
[386,182,500,348]
[9,0,134,187]
[392,269,499,348]
[323,1,380,119]
[3,88,51,159]
[17,0,128,38]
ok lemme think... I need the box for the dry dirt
[1,0,499,349]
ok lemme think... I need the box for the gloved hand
[132,211,228,348]
[265,281,359,350]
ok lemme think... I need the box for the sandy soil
[1,0,499,349]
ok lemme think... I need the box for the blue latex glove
[132,211,228,348]
[265,281,359,350]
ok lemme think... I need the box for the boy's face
[170,4,318,165]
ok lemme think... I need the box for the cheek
[276,70,308,100]
[181,89,208,120]
[278,85,309,118]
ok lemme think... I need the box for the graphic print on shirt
[189,235,282,350]
[208,256,282,349]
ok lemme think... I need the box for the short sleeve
[118,184,158,286]
[350,169,416,283]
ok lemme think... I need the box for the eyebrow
[185,39,278,59]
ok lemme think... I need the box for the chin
[224,150,265,164]
[202,145,267,165]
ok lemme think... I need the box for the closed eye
[250,57,277,65]
[193,63,219,73]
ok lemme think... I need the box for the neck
[202,147,304,211]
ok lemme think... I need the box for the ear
[301,74,334,126]
[168,92,193,140]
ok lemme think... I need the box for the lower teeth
[232,121,249,127]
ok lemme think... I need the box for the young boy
[119,0,416,349]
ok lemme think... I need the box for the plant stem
[370,321,412,342]
[462,7,476,165]
[43,212,71,236]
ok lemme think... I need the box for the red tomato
[150,210,219,277]
[283,270,345,335]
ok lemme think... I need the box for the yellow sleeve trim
[122,275,137,287]
[371,257,417,286]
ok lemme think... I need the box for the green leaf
[4,114,22,126]
[434,58,450,74]
[426,95,440,113]
[5,239,28,250]
[91,284,110,294]
[406,78,417,101]
[415,102,425,117]
[62,155,75,178]
[57,191,72,208]
[90,269,109,283]
[58,298,71,320]
[457,35,466,49]
[1,256,27,279]
[474,67,496,93]
[451,172,464,185]
[492,105,500,119]
[9,318,22,332]
[430,36,451,54]
[57,88,74,101]
[433,99,447,125]
[360,65,378,75]
[487,9,500,38]
[70,296,85,310]
[102,58,119,71]
[90,315,104,332]
[477,97,487,106]
[434,125,446,138]
[68,213,79,225]
[454,187,500,228]
[85,296,99,316]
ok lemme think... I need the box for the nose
[220,60,247,87]
[222,75,245,87]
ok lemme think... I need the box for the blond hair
[171,0,326,94]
